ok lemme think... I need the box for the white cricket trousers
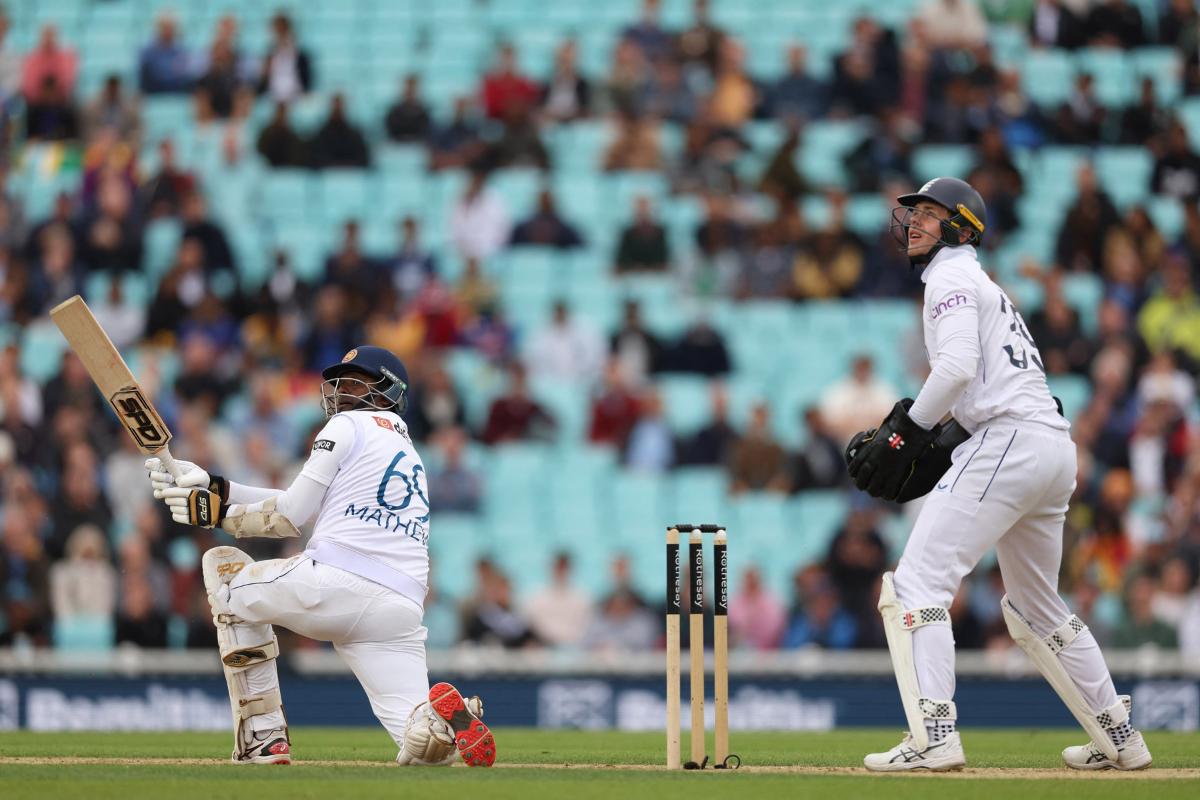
[223,554,429,748]
[892,420,1120,719]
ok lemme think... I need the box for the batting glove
[146,458,228,502]
[161,486,227,528]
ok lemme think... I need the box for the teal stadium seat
[54,615,115,651]
[1046,374,1092,422]
[1021,49,1075,109]
[912,145,977,183]
[428,513,484,601]
[20,320,68,385]
[1134,47,1183,106]
[659,373,716,436]
[320,170,370,225]
[1094,147,1153,209]
[1147,196,1185,243]
[1077,48,1135,109]
[790,490,850,568]
[1061,272,1104,337]
[142,219,183,279]
[261,170,314,227]
[799,120,867,188]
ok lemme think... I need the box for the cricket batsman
[845,178,1152,771]
[147,346,495,767]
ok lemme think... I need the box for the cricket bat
[50,295,183,479]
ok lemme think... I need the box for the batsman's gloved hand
[161,486,227,528]
[845,399,940,501]
[146,457,228,502]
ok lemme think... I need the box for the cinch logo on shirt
[930,294,968,319]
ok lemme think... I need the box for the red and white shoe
[428,682,496,767]
[236,728,291,765]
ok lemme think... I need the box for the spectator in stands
[138,15,192,95]
[462,560,539,648]
[625,389,673,471]
[449,170,511,261]
[542,40,590,123]
[584,586,657,652]
[482,364,556,444]
[142,139,196,218]
[24,225,82,317]
[818,355,900,446]
[590,358,642,449]
[226,374,298,462]
[525,302,607,383]
[743,221,796,301]
[388,217,437,302]
[1027,290,1091,375]
[80,75,142,146]
[783,565,858,649]
[1120,78,1170,148]
[826,510,888,631]
[510,190,583,248]
[174,333,242,412]
[310,93,370,169]
[1086,0,1145,49]
[918,0,989,51]
[681,382,737,466]
[0,507,51,647]
[793,216,866,300]
[1054,163,1121,272]
[481,44,540,121]
[675,0,726,75]
[486,101,551,169]
[728,566,787,650]
[454,257,499,318]
[710,39,759,129]
[664,321,731,375]
[324,221,381,322]
[180,192,234,273]
[791,407,850,491]
[623,0,671,64]
[1030,0,1087,50]
[256,102,309,167]
[730,402,789,493]
[845,109,913,193]
[829,18,897,117]
[303,286,362,372]
[196,39,252,122]
[525,553,594,647]
[1048,73,1106,146]
[639,58,698,124]
[116,535,171,646]
[1153,121,1200,200]
[48,524,116,627]
[604,112,662,171]
[384,74,432,143]
[406,364,467,442]
[427,426,482,513]
[259,13,312,103]
[1159,0,1198,48]
[81,176,142,274]
[1139,255,1200,362]
[25,76,76,141]
[1152,557,1193,633]
[144,240,204,339]
[771,45,826,123]
[0,11,20,108]
[1114,575,1178,647]
[614,196,670,274]
[601,39,651,118]
[430,97,485,171]
[611,300,663,384]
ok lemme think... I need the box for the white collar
[920,244,977,283]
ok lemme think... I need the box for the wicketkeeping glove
[162,487,227,528]
[845,399,940,501]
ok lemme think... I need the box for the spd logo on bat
[109,387,169,449]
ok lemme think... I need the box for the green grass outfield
[1,728,1198,800]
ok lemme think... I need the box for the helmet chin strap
[907,243,942,273]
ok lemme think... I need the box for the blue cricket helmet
[322,346,410,415]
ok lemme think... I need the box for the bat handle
[158,447,185,480]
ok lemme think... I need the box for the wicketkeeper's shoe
[863,731,965,772]
[1062,731,1152,770]
[236,728,291,765]
[428,682,496,767]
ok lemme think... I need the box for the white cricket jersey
[300,409,430,608]
[910,245,1068,435]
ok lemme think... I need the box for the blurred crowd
[1,0,1200,656]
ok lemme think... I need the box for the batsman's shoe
[236,728,290,765]
[428,682,496,767]
[863,731,965,772]
[1062,731,1152,771]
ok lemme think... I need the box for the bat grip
[158,447,185,480]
